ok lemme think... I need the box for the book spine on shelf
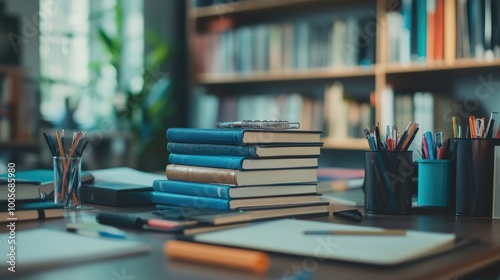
[153,179,231,199]
[150,192,230,210]
[166,164,239,185]
[167,142,257,157]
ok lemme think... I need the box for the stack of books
[152,127,328,222]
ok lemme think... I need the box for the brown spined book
[165,164,318,186]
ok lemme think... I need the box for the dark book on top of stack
[152,127,328,222]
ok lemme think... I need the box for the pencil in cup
[53,156,82,209]
[364,151,413,214]
[165,240,270,274]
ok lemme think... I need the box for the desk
[2,204,500,280]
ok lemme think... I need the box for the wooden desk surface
[2,204,500,280]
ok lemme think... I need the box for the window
[39,0,143,129]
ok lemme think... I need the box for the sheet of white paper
[0,229,150,272]
[194,219,456,265]
[90,167,165,186]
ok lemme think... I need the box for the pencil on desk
[303,229,407,236]
[165,240,270,274]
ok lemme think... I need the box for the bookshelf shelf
[190,0,327,19]
[384,59,500,74]
[187,0,500,152]
[197,67,375,84]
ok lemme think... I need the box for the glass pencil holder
[364,151,414,215]
[53,156,82,209]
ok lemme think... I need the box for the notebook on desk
[0,229,150,273]
[191,219,459,266]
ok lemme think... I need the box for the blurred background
[1,0,500,173]
[0,0,188,172]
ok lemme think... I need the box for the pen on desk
[165,240,270,274]
[96,212,191,231]
[66,223,127,240]
[303,229,407,236]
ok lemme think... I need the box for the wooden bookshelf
[197,67,375,84]
[190,0,329,19]
[187,0,500,151]
[384,59,500,74]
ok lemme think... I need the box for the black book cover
[81,181,152,207]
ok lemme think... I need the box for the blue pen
[66,223,127,240]
[424,131,435,160]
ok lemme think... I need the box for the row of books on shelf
[149,128,329,225]
[0,71,39,143]
[195,16,375,75]
[192,0,241,8]
[191,84,446,143]
[0,73,12,142]
[388,0,500,64]
[190,87,324,131]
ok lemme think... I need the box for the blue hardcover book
[150,191,321,210]
[168,154,318,170]
[152,179,317,199]
[166,128,321,145]
[167,142,322,158]
[416,0,427,61]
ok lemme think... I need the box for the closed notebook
[167,142,323,158]
[168,154,318,170]
[166,128,322,145]
[153,179,317,199]
[0,179,41,202]
[166,164,318,186]
[150,192,321,210]
[0,201,64,222]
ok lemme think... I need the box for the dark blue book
[167,142,322,158]
[153,179,317,199]
[0,201,64,221]
[150,191,321,210]
[166,128,321,145]
[168,154,318,170]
